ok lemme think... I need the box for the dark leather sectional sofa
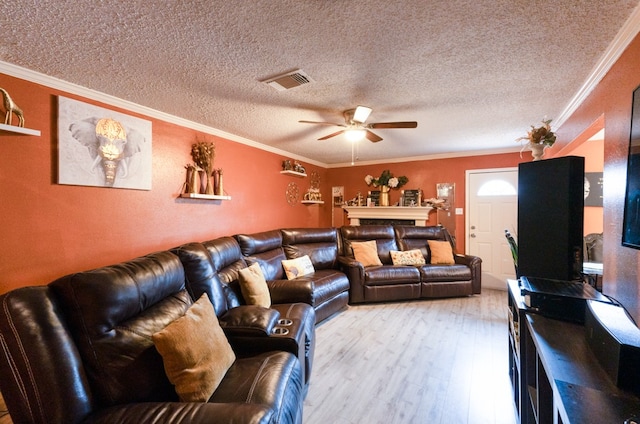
[340,225,482,303]
[0,224,480,424]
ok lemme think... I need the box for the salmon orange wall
[552,32,640,322]
[325,152,525,253]
[0,73,330,293]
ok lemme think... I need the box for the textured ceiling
[1,1,639,165]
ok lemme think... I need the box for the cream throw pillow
[390,249,426,266]
[238,262,271,307]
[427,240,456,264]
[152,293,236,402]
[351,240,383,266]
[282,255,315,280]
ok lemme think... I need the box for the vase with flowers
[191,140,216,194]
[365,170,408,206]
[516,118,556,161]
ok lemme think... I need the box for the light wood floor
[303,289,517,424]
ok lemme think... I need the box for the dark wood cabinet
[507,279,640,423]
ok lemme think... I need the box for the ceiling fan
[299,106,418,142]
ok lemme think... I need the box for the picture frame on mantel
[622,84,640,249]
[58,96,152,190]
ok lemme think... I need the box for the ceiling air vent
[261,69,314,91]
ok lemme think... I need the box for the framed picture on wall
[584,172,603,207]
[332,186,344,206]
[622,84,640,249]
[58,96,152,190]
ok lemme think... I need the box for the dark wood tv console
[507,279,640,423]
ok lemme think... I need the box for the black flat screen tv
[622,84,640,249]
[618,84,640,328]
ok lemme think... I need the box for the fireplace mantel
[342,206,433,226]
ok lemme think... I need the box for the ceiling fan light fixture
[345,128,366,142]
[352,106,372,123]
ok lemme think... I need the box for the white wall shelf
[179,193,231,201]
[0,123,41,136]
[301,200,324,204]
[280,170,307,177]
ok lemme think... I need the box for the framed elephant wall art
[58,96,152,190]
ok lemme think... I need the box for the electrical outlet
[455,208,463,215]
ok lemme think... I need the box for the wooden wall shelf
[0,123,41,136]
[179,193,231,201]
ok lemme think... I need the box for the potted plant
[517,118,556,161]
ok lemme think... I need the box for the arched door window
[477,179,517,196]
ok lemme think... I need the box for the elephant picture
[58,97,152,190]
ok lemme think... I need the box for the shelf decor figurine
[0,87,25,127]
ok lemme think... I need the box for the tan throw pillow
[238,262,271,307]
[427,240,455,264]
[390,249,426,266]
[282,255,315,280]
[351,240,383,267]
[152,293,236,402]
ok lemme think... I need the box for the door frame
[464,167,518,255]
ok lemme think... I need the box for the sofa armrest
[337,255,366,303]
[87,401,274,424]
[267,279,314,304]
[219,305,280,337]
[454,254,482,294]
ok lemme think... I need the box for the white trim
[0,61,327,168]
[327,147,524,168]
[555,3,640,128]
[3,1,640,170]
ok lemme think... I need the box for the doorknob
[471,225,476,229]
[470,233,476,238]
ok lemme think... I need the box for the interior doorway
[466,168,518,290]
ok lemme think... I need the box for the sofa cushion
[49,251,188,406]
[341,225,398,264]
[238,263,271,308]
[419,264,472,282]
[236,231,287,280]
[153,294,236,402]
[427,240,455,264]
[281,228,340,270]
[282,255,315,280]
[351,240,383,266]
[172,242,230,316]
[390,249,426,266]
[365,265,421,286]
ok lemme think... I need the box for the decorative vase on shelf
[205,171,215,195]
[529,143,546,161]
[215,169,224,196]
[380,185,390,206]
[186,165,198,194]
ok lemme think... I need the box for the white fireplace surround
[342,206,433,226]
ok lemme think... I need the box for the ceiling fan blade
[318,130,346,140]
[299,120,344,126]
[368,121,418,129]
[365,130,383,143]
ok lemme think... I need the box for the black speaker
[518,156,585,281]
[585,300,640,394]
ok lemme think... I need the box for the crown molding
[0,61,327,168]
[555,3,640,127]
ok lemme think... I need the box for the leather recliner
[0,251,304,424]
[235,227,350,323]
[173,236,316,389]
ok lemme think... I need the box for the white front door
[466,168,518,290]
